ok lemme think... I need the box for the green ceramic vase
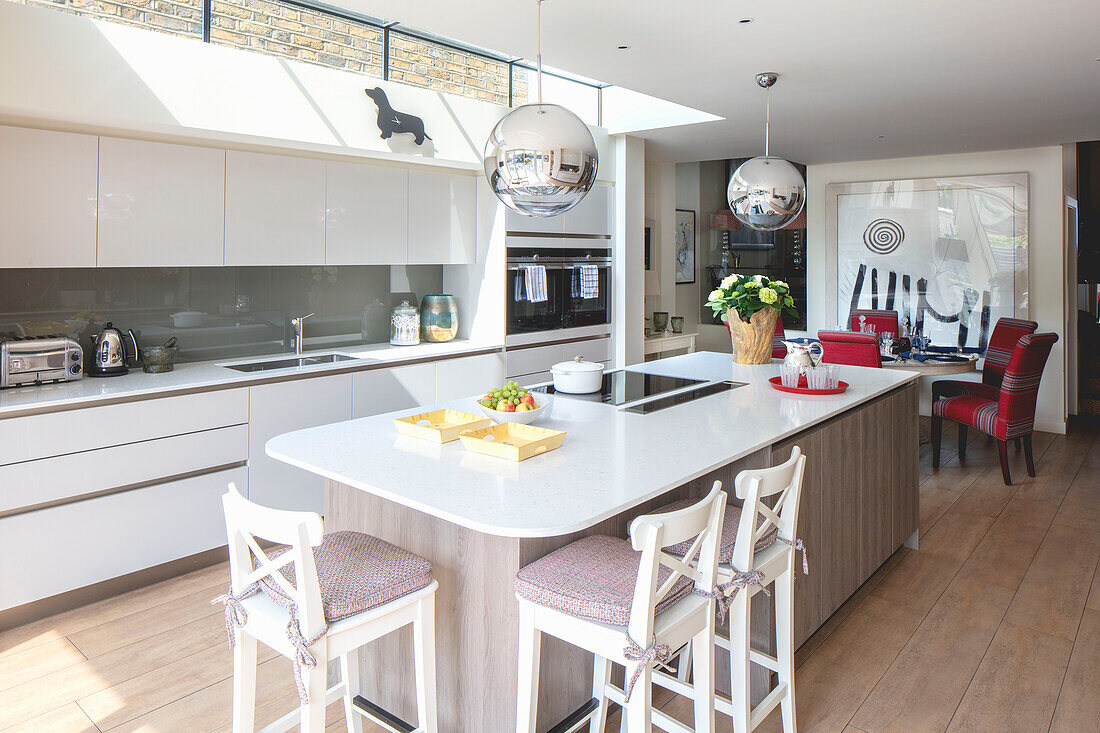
[420,294,458,342]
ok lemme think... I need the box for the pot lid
[393,300,418,315]
[551,355,605,373]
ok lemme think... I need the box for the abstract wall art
[828,173,1029,350]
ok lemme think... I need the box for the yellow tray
[393,409,491,443]
[458,423,566,462]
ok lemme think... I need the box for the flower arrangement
[707,274,798,364]
[706,273,797,323]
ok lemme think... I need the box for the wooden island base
[324,382,918,732]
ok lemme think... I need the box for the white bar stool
[513,482,727,733]
[655,448,808,733]
[215,483,439,733]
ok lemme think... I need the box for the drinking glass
[826,364,840,389]
[806,366,829,390]
[880,331,894,356]
[780,362,801,388]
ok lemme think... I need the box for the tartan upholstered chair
[930,317,1038,403]
[817,330,882,368]
[931,333,1058,485]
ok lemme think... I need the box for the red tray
[769,375,849,395]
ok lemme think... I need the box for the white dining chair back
[222,483,327,638]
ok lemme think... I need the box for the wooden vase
[728,307,779,364]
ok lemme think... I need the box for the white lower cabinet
[352,362,436,418]
[248,374,352,513]
[0,466,245,611]
[435,353,505,402]
[506,338,610,380]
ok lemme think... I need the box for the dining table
[881,354,978,376]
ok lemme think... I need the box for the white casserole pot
[550,356,605,394]
[170,311,206,328]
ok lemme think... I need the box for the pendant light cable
[764,85,770,157]
[536,0,544,104]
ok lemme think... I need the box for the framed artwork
[675,209,696,284]
[827,173,1028,350]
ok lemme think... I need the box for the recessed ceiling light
[738,17,754,24]
[617,44,630,50]
[877,135,886,139]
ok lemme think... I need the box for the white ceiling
[337,0,1100,164]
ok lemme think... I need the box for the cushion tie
[696,568,769,624]
[286,607,329,705]
[622,634,673,703]
[211,583,260,649]
[778,536,810,575]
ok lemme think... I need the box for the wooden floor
[1,420,1097,732]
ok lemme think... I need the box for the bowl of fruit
[477,381,549,424]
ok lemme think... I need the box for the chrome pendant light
[483,0,598,218]
[727,73,806,232]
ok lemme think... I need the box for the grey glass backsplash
[0,265,443,362]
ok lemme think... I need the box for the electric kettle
[88,322,140,377]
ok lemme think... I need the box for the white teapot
[782,339,823,370]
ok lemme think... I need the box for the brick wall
[15,0,203,38]
[388,32,512,106]
[209,0,382,77]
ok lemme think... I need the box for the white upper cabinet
[505,204,565,235]
[0,126,97,267]
[225,151,325,265]
[97,137,225,267]
[562,184,612,236]
[408,170,476,264]
[326,161,408,265]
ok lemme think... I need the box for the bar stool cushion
[514,535,693,626]
[260,531,433,622]
[657,497,778,563]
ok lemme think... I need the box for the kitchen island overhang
[266,351,921,731]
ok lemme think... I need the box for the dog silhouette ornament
[364,87,432,145]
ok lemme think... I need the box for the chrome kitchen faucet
[291,313,314,355]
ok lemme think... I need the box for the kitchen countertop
[266,351,921,538]
[0,339,503,418]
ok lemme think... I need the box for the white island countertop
[267,352,920,539]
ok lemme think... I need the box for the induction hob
[534,370,705,406]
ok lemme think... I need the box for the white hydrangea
[720,274,738,289]
[708,289,722,302]
[753,274,765,284]
[773,280,788,289]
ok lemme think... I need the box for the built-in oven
[562,247,612,329]
[507,248,566,335]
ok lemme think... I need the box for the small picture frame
[675,209,696,284]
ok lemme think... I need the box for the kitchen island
[267,351,920,731]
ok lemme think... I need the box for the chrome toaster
[1,336,84,388]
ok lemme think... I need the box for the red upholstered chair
[772,317,787,359]
[931,333,1058,485]
[930,317,1038,403]
[726,316,788,359]
[817,330,882,368]
[849,309,899,335]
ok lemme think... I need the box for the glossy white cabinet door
[0,126,97,267]
[351,362,436,418]
[97,137,225,267]
[326,161,408,264]
[248,374,352,512]
[505,204,565,235]
[562,184,612,236]
[436,353,505,402]
[225,151,325,265]
[408,171,476,264]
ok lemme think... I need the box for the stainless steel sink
[222,353,358,373]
